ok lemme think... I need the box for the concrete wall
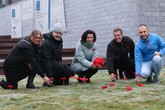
[0,0,165,57]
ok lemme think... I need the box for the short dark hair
[138,24,148,28]
[113,28,123,35]
[80,29,96,43]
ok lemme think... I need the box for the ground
[0,68,165,110]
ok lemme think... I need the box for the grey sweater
[71,41,98,74]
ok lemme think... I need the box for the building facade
[0,0,165,57]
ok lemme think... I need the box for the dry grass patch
[0,68,165,110]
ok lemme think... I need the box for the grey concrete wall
[63,0,165,57]
[63,0,140,57]
[0,6,11,35]
[0,0,165,57]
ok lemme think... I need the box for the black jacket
[4,37,45,78]
[40,32,63,77]
[106,36,135,74]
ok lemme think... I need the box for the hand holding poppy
[93,57,105,67]
[43,76,52,86]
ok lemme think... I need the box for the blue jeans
[141,56,163,79]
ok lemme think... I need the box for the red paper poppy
[61,77,66,80]
[83,78,88,81]
[109,83,115,86]
[101,85,107,89]
[113,74,118,77]
[79,78,84,81]
[7,85,14,89]
[126,86,132,91]
[138,83,144,87]
[92,48,95,51]
[122,77,127,80]
[49,77,54,81]
[93,57,105,67]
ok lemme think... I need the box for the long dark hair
[29,30,43,41]
[80,29,96,43]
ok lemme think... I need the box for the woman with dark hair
[0,30,52,89]
[71,29,98,83]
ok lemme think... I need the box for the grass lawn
[0,68,165,110]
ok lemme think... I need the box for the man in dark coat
[0,30,52,89]
[106,28,135,82]
[40,23,75,86]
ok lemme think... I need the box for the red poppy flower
[79,78,84,81]
[83,78,88,81]
[113,74,118,77]
[109,83,115,86]
[93,57,105,67]
[138,83,144,87]
[49,77,54,81]
[163,73,165,76]
[126,86,132,91]
[92,48,95,51]
[101,85,107,89]
[7,85,14,89]
[61,77,66,80]
[122,77,127,80]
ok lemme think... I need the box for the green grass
[0,68,165,110]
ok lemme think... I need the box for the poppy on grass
[109,83,115,86]
[7,85,14,89]
[101,85,107,89]
[126,86,132,91]
[138,83,144,87]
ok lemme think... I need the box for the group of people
[0,23,164,89]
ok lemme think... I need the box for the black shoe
[146,77,152,83]
[26,83,39,89]
[0,80,17,89]
[151,78,160,83]
[0,80,8,89]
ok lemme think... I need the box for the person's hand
[42,76,52,86]
[92,65,98,69]
[154,51,160,56]
[111,73,116,82]
[135,75,140,83]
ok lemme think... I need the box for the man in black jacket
[0,30,52,89]
[106,28,135,82]
[40,23,75,86]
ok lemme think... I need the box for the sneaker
[151,78,160,83]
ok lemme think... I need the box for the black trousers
[2,60,36,89]
[79,68,98,79]
[52,62,75,85]
[113,57,135,79]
